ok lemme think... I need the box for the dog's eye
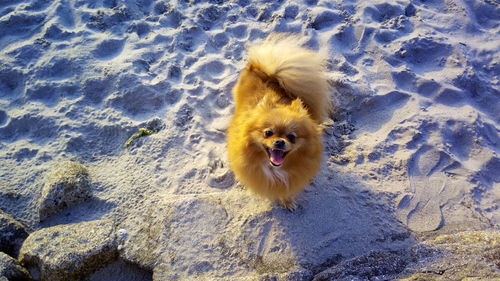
[286,133,296,143]
[264,130,273,137]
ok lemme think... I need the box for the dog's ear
[257,95,275,111]
[290,99,308,115]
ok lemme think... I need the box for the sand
[0,0,498,280]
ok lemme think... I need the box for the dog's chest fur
[261,164,289,188]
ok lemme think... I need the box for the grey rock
[314,230,500,281]
[19,220,117,281]
[313,249,419,281]
[0,252,31,281]
[400,230,500,280]
[39,161,91,221]
[0,210,29,258]
[86,259,152,281]
[121,188,414,280]
[286,269,314,281]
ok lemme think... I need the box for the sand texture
[0,0,499,280]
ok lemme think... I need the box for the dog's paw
[280,198,298,211]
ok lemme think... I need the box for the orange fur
[227,33,330,209]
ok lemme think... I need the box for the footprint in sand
[206,164,235,190]
[416,79,441,98]
[37,57,81,80]
[209,32,229,50]
[363,3,404,23]
[397,146,451,232]
[310,9,344,31]
[26,82,79,105]
[197,5,227,31]
[167,65,182,81]
[464,0,500,29]
[7,44,43,67]
[329,24,357,52]
[434,88,465,107]
[197,60,226,82]
[391,69,417,91]
[174,104,194,128]
[44,24,75,41]
[55,1,75,28]
[442,120,474,161]
[227,24,247,39]
[351,91,410,132]
[129,22,151,38]
[394,37,452,69]
[109,84,167,116]
[0,68,24,97]
[0,110,7,126]
[92,39,126,60]
[158,8,184,28]
[0,114,56,142]
[0,13,45,41]
[82,77,114,105]
[174,27,205,52]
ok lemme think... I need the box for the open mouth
[265,147,288,167]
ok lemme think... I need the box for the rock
[121,187,414,280]
[424,230,500,262]
[313,230,500,281]
[39,161,91,221]
[0,252,31,281]
[313,249,421,281]
[286,269,314,281]
[0,210,29,258]
[401,230,500,280]
[86,258,152,281]
[19,220,117,281]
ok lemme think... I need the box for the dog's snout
[273,139,286,149]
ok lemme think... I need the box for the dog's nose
[273,139,286,149]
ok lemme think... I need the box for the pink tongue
[270,149,285,166]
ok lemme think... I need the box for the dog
[227,33,331,210]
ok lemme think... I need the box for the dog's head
[247,96,321,167]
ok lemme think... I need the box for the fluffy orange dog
[227,33,331,210]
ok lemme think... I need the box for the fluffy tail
[247,33,331,122]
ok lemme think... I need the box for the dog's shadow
[241,167,415,275]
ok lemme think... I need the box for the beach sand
[0,0,499,280]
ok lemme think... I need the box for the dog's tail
[247,33,331,122]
